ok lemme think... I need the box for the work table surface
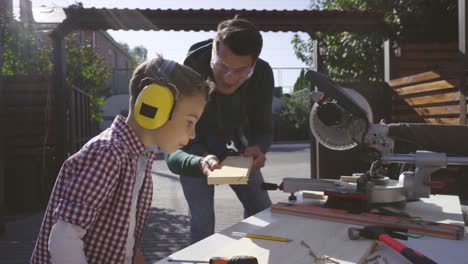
[156,194,468,264]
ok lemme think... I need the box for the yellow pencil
[245,233,291,242]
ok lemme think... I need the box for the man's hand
[133,248,145,264]
[199,155,220,176]
[243,146,266,171]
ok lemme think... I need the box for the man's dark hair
[214,17,263,60]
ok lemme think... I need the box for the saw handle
[210,256,258,264]
[379,234,437,264]
[261,182,280,191]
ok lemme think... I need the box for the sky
[23,0,314,92]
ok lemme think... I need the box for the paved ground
[0,143,311,264]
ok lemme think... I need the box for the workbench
[156,194,468,264]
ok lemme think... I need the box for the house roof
[53,7,390,36]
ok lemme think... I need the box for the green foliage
[0,15,52,76]
[293,69,309,92]
[291,0,457,82]
[131,45,148,63]
[65,45,110,122]
[277,93,310,141]
[119,42,148,67]
[0,15,111,122]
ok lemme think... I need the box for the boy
[30,55,213,264]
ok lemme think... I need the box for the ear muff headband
[134,59,178,130]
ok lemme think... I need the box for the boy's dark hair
[214,17,263,60]
[129,54,213,107]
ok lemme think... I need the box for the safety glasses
[210,53,255,81]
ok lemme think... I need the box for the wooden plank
[392,100,460,110]
[396,71,459,80]
[7,127,55,137]
[207,156,253,185]
[4,94,52,106]
[4,84,51,93]
[393,112,460,122]
[395,61,459,72]
[394,104,467,116]
[5,135,54,147]
[404,91,459,105]
[394,80,456,95]
[209,218,375,264]
[425,118,462,125]
[392,105,461,115]
[392,115,460,125]
[388,71,441,88]
[391,116,425,123]
[400,42,458,51]
[401,51,458,60]
[397,59,458,67]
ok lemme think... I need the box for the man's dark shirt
[166,39,274,177]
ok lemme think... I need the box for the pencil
[245,233,290,242]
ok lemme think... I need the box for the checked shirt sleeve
[53,145,121,230]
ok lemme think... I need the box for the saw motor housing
[301,70,468,209]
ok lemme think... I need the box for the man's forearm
[166,150,204,177]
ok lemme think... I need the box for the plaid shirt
[31,116,157,264]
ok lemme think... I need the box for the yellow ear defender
[134,60,178,130]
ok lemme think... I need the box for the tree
[291,0,457,82]
[293,69,309,92]
[65,43,110,122]
[277,93,310,140]
[1,15,52,76]
[0,17,110,122]
[131,45,148,63]
[119,43,148,67]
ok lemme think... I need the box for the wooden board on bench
[207,156,253,185]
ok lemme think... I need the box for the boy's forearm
[49,220,87,264]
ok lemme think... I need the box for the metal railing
[70,85,92,153]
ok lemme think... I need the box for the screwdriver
[167,255,258,264]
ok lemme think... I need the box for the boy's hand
[133,248,145,264]
[243,146,266,171]
[199,155,220,176]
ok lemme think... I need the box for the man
[166,17,275,244]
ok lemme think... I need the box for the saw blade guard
[306,70,372,150]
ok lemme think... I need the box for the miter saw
[278,70,468,212]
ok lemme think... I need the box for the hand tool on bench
[271,202,465,240]
[167,255,258,264]
[245,233,291,242]
[348,226,438,264]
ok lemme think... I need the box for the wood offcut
[207,156,253,185]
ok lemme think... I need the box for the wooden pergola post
[51,29,69,165]
[459,0,468,125]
